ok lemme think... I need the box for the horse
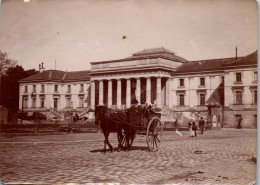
[95,105,135,153]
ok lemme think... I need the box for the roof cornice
[90,55,185,65]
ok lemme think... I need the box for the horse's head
[94,105,108,125]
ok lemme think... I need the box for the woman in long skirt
[188,119,197,137]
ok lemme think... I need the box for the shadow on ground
[90,146,149,153]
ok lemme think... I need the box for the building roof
[91,47,188,64]
[174,57,237,74]
[224,50,258,67]
[174,50,257,74]
[19,70,91,83]
[133,47,175,56]
[126,47,188,62]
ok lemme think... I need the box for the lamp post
[21,95,24,124]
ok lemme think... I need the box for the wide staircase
[49,107,64,120]
[78,107,90,119]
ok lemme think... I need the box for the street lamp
[21,95,25,124]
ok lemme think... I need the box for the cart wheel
[146,117,163,152]
[117,128,134,150]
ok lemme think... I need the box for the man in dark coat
[237,117,242,129]
[199,117,205,134]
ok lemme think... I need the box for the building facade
[223,51,258,128]
[19,48,257,128]
[19,70,91,120]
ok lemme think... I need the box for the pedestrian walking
[199,117,205,134]
[188,119,197,137]
[237,117,242,129]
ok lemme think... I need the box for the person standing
[237,117,242,129]
[199,117,205,134]
[188,119,197,137]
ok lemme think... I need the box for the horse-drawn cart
[95,105,163,152]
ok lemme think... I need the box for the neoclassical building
[19,48,257,128]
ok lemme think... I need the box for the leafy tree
[1,65,38,121]
[0,51,16,75]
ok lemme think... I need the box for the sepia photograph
[0,0,258,184]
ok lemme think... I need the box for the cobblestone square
[0,129,257,184]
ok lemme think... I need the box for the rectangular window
[236,72,242,82]
[254,90,257,104]
[179,79,184,87]
[24,86,28,93]
[179,94,184,106]
[33,85,36,93]
[254,71,257,81]
[54,85,58,92]
[40,98,45,108]
[80,84,84,92]
[79,96,84,107]
[32,97,36,107]
[24,97,28,108]
[200,94,205,105]
[67,85,71,93]
[235,91,242,104]
[200,78,205,86]
[41,85,45,93]
[54,98,58,109]
[66,97,71,107]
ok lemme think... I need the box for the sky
[0,0,258,71]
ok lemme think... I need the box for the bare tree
[0,51,17,75]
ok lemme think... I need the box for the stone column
[117,79,121,109]
[99,80,104,105]
[156,77,161,107]
[126,78,131,108]
[146,77,151,104]
[91,81,95,109]
[165,78,169,106]
[136,78,141,104]
[108,80,112,107]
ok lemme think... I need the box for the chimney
[235,46,238,60]
[39,62,45,72]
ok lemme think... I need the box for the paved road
[0,129,257,184]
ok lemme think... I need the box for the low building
[19,70,91,120]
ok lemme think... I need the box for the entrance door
[208,106,223,128]
[54,98,58,109]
